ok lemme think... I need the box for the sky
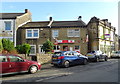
[0,1,119,34]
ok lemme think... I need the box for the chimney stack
[78,16,82,20]
[25,9,29,13]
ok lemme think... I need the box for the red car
[0,54,41,75]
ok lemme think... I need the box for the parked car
[110,51,120,58]
[51,51,88,68]
[86,51,108,62]
[0,54,41,75]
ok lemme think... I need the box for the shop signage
[57,40,75,43]
[104,34,110,38]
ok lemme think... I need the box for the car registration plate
[87,54,93,56]
[53,57,57,60]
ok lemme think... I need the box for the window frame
[4,21,12,31]
[67,29,80,37]
[52,30,59,37]
[26,29,39,39]
[29,45,36,55]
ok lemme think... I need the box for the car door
[9,55,29,73]
[0,55,11,74]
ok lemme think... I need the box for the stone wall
[36,53,52,64]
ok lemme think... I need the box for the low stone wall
[36,53,52,64]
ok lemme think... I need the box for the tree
[0,39,3,53]
[15,43,31,58]
[42,39,54,53]
[2,38,15,53]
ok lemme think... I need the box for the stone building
[17,16,88,56]
[87,16,116,57]
[0,9,32,46]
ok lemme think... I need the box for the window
[26,29,39,38]
[5,21,11,30]
[30,45,36,55]
[9,56,24,62]
[52,30,59,37]
[0,56,7,62]
[68,29,80,37]
[39,45,44,53]
[75,45,80,50]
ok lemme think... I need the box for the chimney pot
[78,16,82,20]
[25,9,29,13]
[49,17,52,21]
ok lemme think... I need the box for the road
[1,59,119,83]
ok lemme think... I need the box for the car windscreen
[53,52,62,56]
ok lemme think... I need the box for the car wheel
[63,61,70,68]
[29,65,38,74]
[83,59,88,65]
[95,57,99,62]
[104,56,108,61]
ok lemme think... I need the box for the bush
[16,43,31,55]
[2,38,15,53]
[42,39,54,53]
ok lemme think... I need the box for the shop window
[75,45,80,50]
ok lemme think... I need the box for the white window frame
[52,30,59,37]
[38,45,45,54]
[4,21,12,31]
[29,45,36,55]
[26,29,39,39]
[67,29,80,37]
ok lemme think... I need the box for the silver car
[86,51,108,62]
[111,51,120,58]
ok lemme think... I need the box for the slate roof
[21,20,86,28]
[51,20,86,27]
[21,21,50,27]
[0,13,25,19]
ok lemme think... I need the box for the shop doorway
[63,46,69,51]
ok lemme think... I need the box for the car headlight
[38,62,41,65]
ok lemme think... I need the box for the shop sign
[104,34,110,38]
[57,40,75,43]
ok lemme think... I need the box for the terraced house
[87,16,116,57]
[0,9,32,46]
[17,16,88,57]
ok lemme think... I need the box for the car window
[64,52,73,56]
[0,56,7,62]
[9,56,24,62]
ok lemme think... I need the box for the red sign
[57,40,75,43]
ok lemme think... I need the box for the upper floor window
[52,30,59,37]
[26,29,39,38]
[5,21,11,30]
[68,29,80,37]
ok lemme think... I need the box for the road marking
[35,73,72,82]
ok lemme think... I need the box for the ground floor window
[54,45,60,52]
[74,45,80,53]
[39,45,44,54]
[30,45,36,55]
